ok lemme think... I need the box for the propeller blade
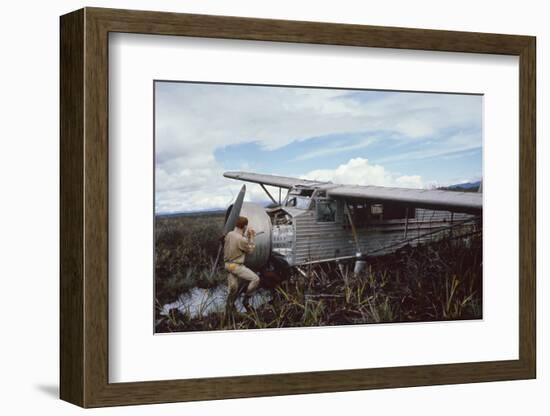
[223,185,246,234]
[209,185,246,279]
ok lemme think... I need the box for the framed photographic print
[60,7,536,408]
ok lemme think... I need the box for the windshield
[285,196,310,209]
[284,187,314,209]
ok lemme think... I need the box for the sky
[155,81,482,214]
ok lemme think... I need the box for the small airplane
[213,171,482,277]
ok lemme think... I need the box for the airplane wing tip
[223,171,242,178]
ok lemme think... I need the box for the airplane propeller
[209,185,246,279]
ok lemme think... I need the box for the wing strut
[344,202,361,255]
[260,183,278,205]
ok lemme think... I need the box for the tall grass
[155,213,225,311]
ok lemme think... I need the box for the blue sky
[155,82,482,213]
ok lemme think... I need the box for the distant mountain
[156,209,226,218]
[440,180,481,192]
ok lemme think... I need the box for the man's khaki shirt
[223,227,255,264]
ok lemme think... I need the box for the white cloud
[155,168,283,214]
[394,175,424,189]
[302,158,423,189]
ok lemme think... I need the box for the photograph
[154,81,483,333]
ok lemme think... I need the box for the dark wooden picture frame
[60,7,536,408]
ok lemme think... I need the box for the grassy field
[155,213,482,333]
[155,212,225,290]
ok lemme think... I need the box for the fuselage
[230,185,479,271]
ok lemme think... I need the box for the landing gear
[262,252,291,288]
[353,254,367,275]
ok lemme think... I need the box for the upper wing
[328,185,482,214]
[223,171,329,189]
[224,171,482,214]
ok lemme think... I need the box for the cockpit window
[289,188,314,197]
[285,187,313,209]
[316,199,337,222]
[286,196,311,209]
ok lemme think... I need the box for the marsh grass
[154,213,226,321]
[155,214,482,333]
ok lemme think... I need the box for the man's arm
[237,233,255,254]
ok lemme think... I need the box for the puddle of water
[162,285,272,318]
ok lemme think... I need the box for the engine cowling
[225,202,272,270]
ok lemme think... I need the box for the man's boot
[242,294,253,313]
[224,290,237,325]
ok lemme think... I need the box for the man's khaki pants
[225,263,260,295]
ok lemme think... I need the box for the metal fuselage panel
[238,197,479,269]
[274,207,477,266]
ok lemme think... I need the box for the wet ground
[161,285,272,318]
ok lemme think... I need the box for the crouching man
[224,216,259,314]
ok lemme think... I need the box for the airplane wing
[328,185,482,214]
[223,171,329,189]
[224,171,482,214]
